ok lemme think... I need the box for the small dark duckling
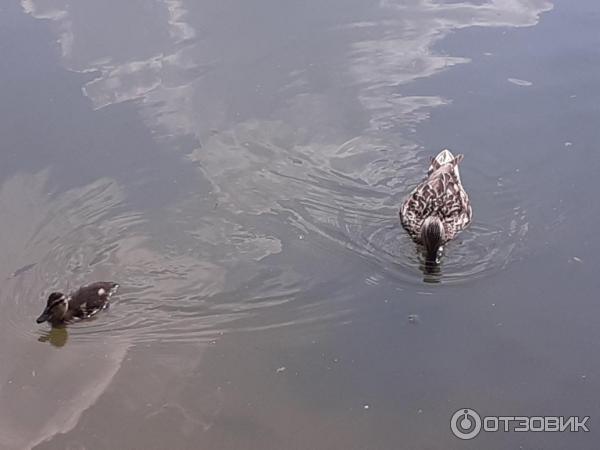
[36,281,119,326]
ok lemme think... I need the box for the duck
[400,149,472,261]
[36,281,119,326]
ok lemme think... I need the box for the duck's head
[36,292,68,324]
[428,149,464,178]
[420,216,445,262]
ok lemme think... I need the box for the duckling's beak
[36,308,50,324]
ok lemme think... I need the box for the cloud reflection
[19,0,549,283]
[12,1,552,445]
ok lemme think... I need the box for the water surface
[1,0,599,448]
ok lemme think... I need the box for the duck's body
[400,149,472,260]
[36,281,119,326]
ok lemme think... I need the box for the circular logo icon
[450,408,482,440]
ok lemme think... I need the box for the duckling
[36,281,119,326]
[400,149,472,261]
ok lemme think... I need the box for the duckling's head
[36,292,68,324]
[420,216,445,262]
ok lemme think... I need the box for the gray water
[1,0,599,448]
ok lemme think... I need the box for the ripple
[275,151,528,285]
[8,0,546,349]
[22,244,303,345]
[1,171,302,346]
[6,141,528,351]
[182,116,530,286]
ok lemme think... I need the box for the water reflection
[4,1,562,448]
[0,166,299,345]
[19,0,546,283]
[420,259,442,284]
[37,326,68,348]
[19,4,545,275]
[0,169,280,448]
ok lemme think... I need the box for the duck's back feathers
[400,150,472,243]
[69,282,119,319]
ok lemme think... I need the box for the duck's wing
[400,181,439,240]
[70,282,119,318]
[436,173,472,240]
[401,172,472,241]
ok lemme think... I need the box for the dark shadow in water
[418,245,443,284]
[9,262,37,279]
[420,259,442,284]
[38,326,69,348]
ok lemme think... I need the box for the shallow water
[1,0,599,448]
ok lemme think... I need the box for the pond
[1,0,598,448]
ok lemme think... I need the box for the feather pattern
[68,282,118,320]
[400,149,472,244]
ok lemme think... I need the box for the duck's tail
[420,216,445,261]
[428,149,464,181]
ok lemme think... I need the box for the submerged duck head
[420,215,445,262]
[36,292,68,324]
